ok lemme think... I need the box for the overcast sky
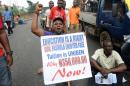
[1,0,73,8]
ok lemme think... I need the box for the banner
[41,32,92,85]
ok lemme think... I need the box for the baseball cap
[53,16,64,23]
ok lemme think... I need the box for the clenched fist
[35,4,43,14]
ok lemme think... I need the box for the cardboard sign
[41,32,92,85]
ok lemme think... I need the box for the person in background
[10,7,15,29]
[62,0,70,33]
[69,0,80,33]
[49,0,66,33]
[44,0,54,31]
[91,40,127,86]
[3,6,13,36]
[0,9,13,86]
[15,15,20,23]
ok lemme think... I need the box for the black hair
[49,0,54,4]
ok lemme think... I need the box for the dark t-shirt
[44,30,64,36]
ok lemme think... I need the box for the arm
[69,9,71,23]
[91,58,102,71]
[31,4,44,37]
[91,58,110,75]
[44,10,48,27]
[45,16,47,27]
[49,8,53,29]
[78,7,81,17]
[76,7,80,18]
[109,51,127,73]
[110,63,127,73]
[0,29,13,67]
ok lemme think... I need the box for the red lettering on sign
[52,67,86,81]
[59,55,87,67]
[47,61,57,67]
[44,46,51,52]
[52,68,65,81]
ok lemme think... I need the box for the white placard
[41,32,92,85]
[95,72,117,85]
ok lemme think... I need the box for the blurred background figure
[62,0,70,32]
[44,0,54,31]
[69,0,80,33]
[3,6,13,36]
[49,0,66,33]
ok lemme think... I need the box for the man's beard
[55,30,63,35]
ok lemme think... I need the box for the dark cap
[53,16,64,23]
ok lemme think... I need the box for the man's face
[5,7,8,11]
[103,42,113,56]
[49,1,54,9]
[73,0,78,7]
[57,0,63,8]
[53,20,64,33]
[62,1,66,9]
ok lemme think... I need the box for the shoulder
[112,50,120,55]
[51,6,57,10]
[92,48,103,60]
[112,50,122,59]
[95,48,103,53]
[50,7,57,12]
[77,7,80,10]
[93,48,104,56]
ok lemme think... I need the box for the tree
[11,4,19,15]
[27,0,39,13]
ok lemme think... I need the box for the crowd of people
[31,0,129,86]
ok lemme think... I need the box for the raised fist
[35,4,43,14]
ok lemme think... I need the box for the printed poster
[41,32,92,85]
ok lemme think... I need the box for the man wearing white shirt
[45,0,54,30]
[91,40,127,86]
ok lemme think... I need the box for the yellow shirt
[125,0,130,10]
[69,7,80,25]
[91,49,124,69]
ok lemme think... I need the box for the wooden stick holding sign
[68,81,71,86]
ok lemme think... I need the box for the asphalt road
[8,20,101,86]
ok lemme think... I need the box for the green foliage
[10,5,27,16]
[27,0,39,13]
[11,4,19,15]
